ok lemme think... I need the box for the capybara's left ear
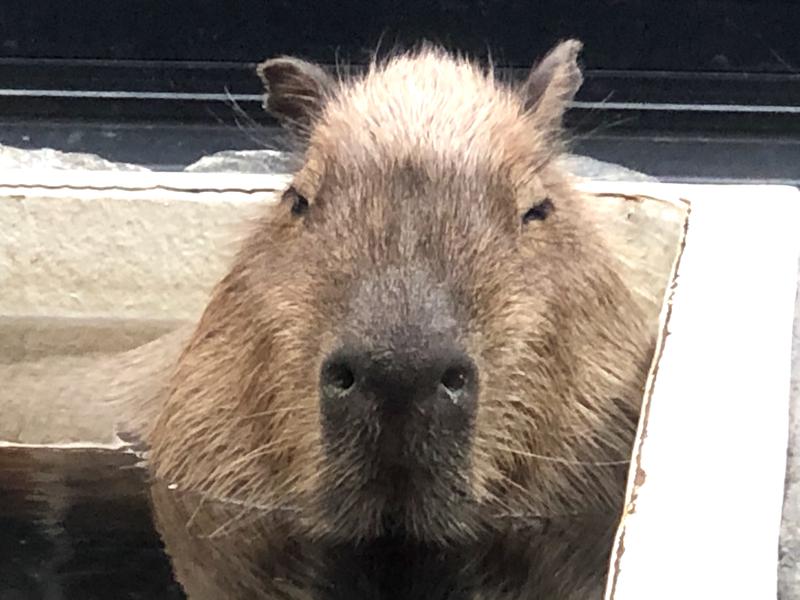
[257,57,336,138]
[519,40,583,130]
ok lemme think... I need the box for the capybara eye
[522,198,554,224]
[283,186,310,216]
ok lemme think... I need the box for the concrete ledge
[0,170,288,359]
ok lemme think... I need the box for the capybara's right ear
[256,57,336,138]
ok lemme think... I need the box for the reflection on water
[0,448,613,599]
[0,448,184,600]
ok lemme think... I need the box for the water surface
[0,447,609,600]
[0,447,184,599]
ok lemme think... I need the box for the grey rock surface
[0,144,657,182]
[183,149,295,174]
[0,144,150,171]
[558,154,659,182]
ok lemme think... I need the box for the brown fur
[145,40,656,596]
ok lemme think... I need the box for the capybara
[141,39,656,597]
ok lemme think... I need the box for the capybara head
[149,40,654,545]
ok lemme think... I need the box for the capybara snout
[319,333,478,466]
[320,264,479,473]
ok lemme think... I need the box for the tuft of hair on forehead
[315,47,535,177]
[257,40,583,181]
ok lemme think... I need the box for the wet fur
[151,482,621,600]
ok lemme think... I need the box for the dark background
[0,0,797,182]
[1,0,796,70]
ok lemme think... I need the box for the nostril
[440,365,469,394]
[322,361,356,394]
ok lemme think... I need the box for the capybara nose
[319,342,478,444]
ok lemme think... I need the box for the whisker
[218,437,309,471]
[485,444,629,466]
[205,503,269,539]
[221,87,280,150]
[238,406,315,420]
[224,87,263,130]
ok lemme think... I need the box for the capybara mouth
[366,464,433,500]
[317,428,477,543]
[324,423,472,496]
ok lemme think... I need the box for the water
[0,448,184,600]
[0,447,611,599]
